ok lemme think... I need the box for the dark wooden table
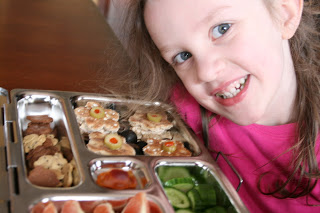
[0,0,129,94]
[0,1,129,211]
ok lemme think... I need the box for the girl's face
[144,0,297,126]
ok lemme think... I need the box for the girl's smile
[213,75,250,106]
[144,0,297,126]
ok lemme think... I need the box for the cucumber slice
[164,177,196,192]
[164,187,190,209]
[187,188,205,211]
[175,209,195,213]
[195,184,216,206]
[158,166,191,182]
[187,185,217,211]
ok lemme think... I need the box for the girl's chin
[222,112,263,126]
[230,119,256,126]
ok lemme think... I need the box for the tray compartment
[155,161,246,213]
[70,95,201,157]
[16,93,81,188]
[28,193,164,213]
[89,158,151,190]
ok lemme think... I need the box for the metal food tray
[0,88,249,213]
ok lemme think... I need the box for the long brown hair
[119,0,320,199]
[119,0,179,102]
[258,0,320,200]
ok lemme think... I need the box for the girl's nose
[195,56,226,83]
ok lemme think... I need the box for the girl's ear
[280,0,303,39]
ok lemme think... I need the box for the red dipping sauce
[96,169,137,190]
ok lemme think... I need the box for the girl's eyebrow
[159,47,178,63]
[195,5,232,30]
[159,46,175,57]
[159,5,232,57]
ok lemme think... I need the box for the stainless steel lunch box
[0,88,249,213]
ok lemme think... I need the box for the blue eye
[174,51,192,64]
[212,23,231,39]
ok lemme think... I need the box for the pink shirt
[171,87,320,213]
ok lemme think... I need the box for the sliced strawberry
[61,200,84,213]
[31,202,47,213]
[121,192,149,213]
[42,202,58,213]
[79,200,105,213]
[106,199,128,211]
[148,201,162,213]
[93,203,114,213]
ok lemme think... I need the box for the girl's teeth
[215,76,248,99]
[225,92,232,98]
[230,87,236,94]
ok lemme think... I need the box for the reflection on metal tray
[0,88,249,213]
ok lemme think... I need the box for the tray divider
[8,166,20,196]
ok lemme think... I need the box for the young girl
[115,0,320,212]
